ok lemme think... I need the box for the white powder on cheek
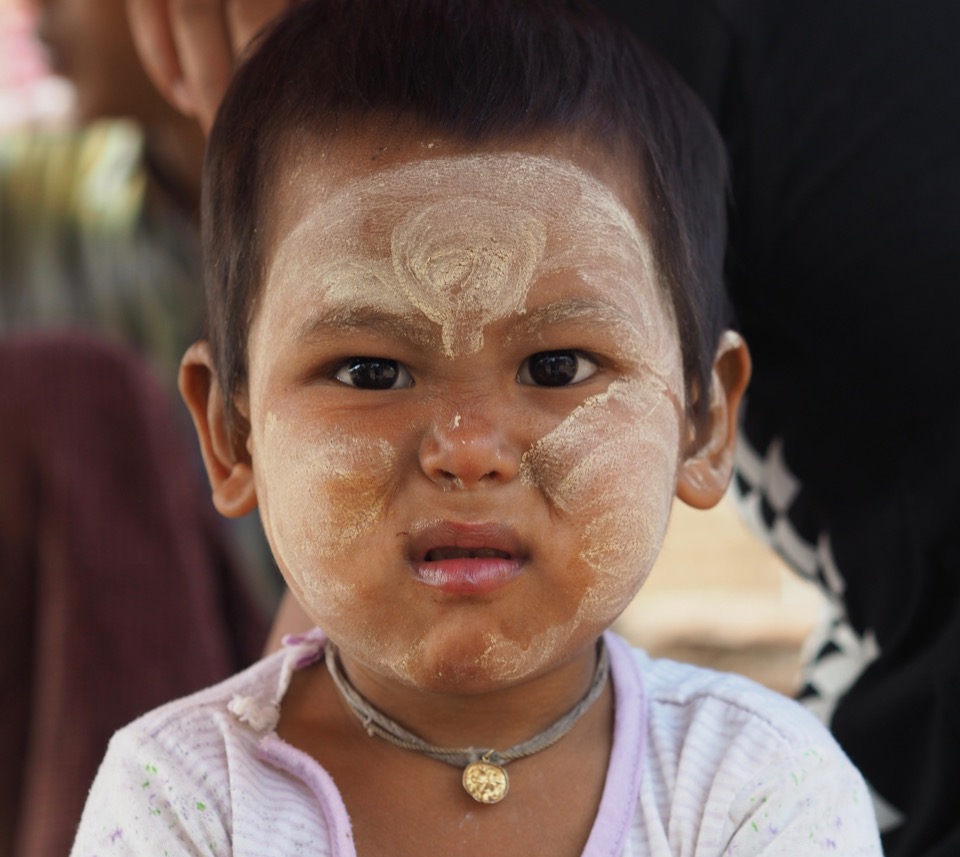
[526,176,686,630]
[255,411,396,615]
[520,379,681,619]
[453,377,682,685]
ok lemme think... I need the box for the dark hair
[203,0,732,435]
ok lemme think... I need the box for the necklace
[324,638,610,805]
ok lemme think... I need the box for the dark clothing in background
[596,1,960,854]
[0,333,269,857]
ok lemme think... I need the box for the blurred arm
[125,0,293,131]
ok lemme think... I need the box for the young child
[70,1,882,854]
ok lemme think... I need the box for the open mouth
[408,522,525,594]
[414,540,522,595]
[424,547,513,562]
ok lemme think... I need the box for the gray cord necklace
[324,638,610,805]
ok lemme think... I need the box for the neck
[333,636,607,751]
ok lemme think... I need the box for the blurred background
[617,496,825,695]
[0,0,72,130]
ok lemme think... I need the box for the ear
[675,331,751,510]
[178,341,258,518]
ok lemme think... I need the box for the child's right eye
[334,357,414,390]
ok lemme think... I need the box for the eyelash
[332,350,600,391]
[517,350,599,387]
[333,357,414,390]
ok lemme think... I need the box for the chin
[399,623,572,693]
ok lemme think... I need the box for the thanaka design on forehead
[261,152,676,368]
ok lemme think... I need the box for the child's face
[221,132,731,691]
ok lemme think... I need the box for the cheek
[521,379,680,616]
[254,412,397,616]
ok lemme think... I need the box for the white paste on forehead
[391,197,546,355]
[262,152,668,361]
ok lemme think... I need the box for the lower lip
[413,558,523,596]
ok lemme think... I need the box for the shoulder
[71,632,333,856]
[633,644,855,785]
[606,632,831,756]
[108,640,294,761]
[100,650,288,801]
[605,635,881,854]
[70,652,287,856]
[637,647,829,750]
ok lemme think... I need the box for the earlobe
[178,341,258,518]
[675,331,751,510]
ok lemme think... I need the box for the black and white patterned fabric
[731,428,904,834]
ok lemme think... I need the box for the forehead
[265,126,649,231]
[278,157,640,243]
[254,130,673,349]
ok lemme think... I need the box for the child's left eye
[334,357,414,390]
[517,350,599,387]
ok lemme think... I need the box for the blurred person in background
[0,0,282,596]
[0,332,269,857]
[0,4,273,856]
[0,0,205,383]
[0,0,280,609]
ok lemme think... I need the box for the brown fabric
[0,332,269,857]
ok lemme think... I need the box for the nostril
[419,417,519,488]
[435,469,464,489]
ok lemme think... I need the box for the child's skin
[181,121,750,857]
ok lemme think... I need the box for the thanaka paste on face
[247,151,686,686]
[255,411,396,611]
[261,153,663,358]
[391,198,547,355]
[468,377,681,681]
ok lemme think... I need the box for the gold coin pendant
[462,760,510,804]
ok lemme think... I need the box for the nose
[419,409,521,489]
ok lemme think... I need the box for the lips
[409,522,525,595]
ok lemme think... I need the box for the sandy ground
[612,496,826,696]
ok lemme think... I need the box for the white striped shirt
[71,631,881,855]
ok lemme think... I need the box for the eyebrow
[292,297,644,348]
[294,305,439,345]
[510,298,643,339]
